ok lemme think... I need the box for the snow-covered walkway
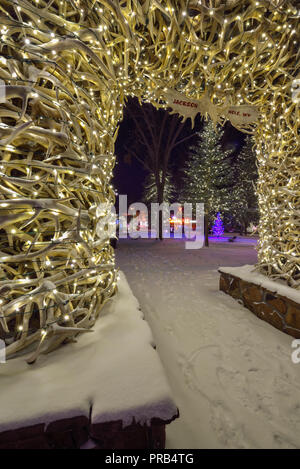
[116,238,300,449]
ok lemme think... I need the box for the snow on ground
[116,237,300,449]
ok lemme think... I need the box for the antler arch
[0,0,298,361]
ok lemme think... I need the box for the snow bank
[219,265,300,304]
[0,272,177,432]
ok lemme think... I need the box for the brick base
[219,271,300,339]
[0,414,178,449]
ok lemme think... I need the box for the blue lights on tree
[212,212,224,237]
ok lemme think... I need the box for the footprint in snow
[176,345,223,402]
[210,401,249,449]
[164,325,175,336]
[216,366,274,419]
[273,433,299,449]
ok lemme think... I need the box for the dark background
[113,99,245,204]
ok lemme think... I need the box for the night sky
[113,98,245,204]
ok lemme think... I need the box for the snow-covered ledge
[219,265,300,339]
[0,272,178,449]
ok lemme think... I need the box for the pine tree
[180,119,233,227]
[231,136,258,234]
[212,212,224,237]
[143,170,174,204]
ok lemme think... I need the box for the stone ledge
[219,271,300,339]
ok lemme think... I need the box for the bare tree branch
[172,132,197,149]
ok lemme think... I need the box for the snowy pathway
[116,238,300,449]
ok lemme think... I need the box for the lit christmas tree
[180,119,233,226]
[212,212,224,237]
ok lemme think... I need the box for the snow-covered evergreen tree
[231,136,258,233]
[143,170,174,204]
[180,120,233,225]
